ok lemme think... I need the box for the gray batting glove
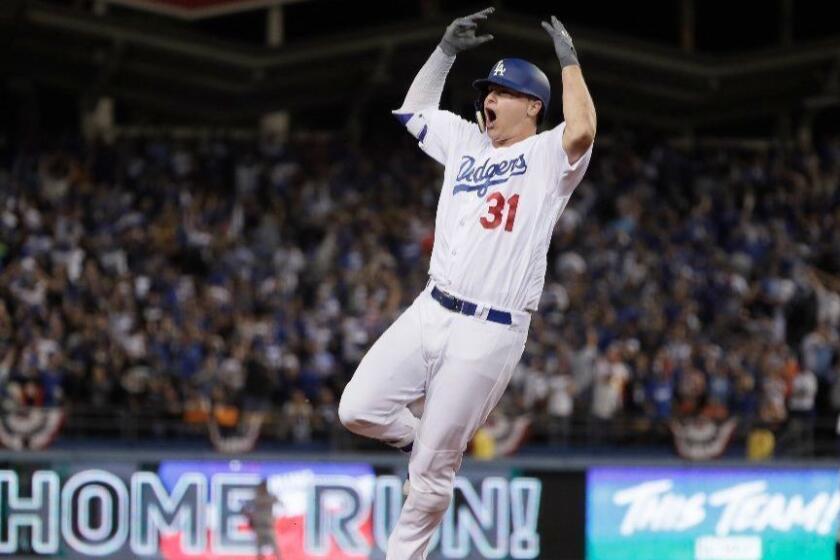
[541,15,579,68]
[439,7,495,56]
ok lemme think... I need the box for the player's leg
[338,299,427,449]
[387,313,528,559]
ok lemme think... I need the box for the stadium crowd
[1,127,839,453]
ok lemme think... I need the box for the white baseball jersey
[399,109,592,312]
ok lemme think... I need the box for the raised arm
[542,16,597,164]
[394,7,495,114]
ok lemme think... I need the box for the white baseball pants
[338,284,529,559]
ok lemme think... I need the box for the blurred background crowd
[1,128,838,455]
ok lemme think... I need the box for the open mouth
[485,108,497,126]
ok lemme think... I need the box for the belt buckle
[452,298,463,313]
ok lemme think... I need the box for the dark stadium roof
[1,0,839,134]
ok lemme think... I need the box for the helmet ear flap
[474,95,487,133]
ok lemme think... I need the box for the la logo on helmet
[493,61,506,76]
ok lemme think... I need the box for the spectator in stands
[802,321,838,408]
[590,343,630,441]
[546,356,575,446]
[783,366,818,455]
[283,389,313,443]
[647,349,675,426]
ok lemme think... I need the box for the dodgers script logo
[453,154,527,197]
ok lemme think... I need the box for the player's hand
[439,7,495,56]
[541,15,579,68]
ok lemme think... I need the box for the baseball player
[338,7,595,559]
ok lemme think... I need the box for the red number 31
[480,192,520,232]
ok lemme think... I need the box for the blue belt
[431,286,512,325]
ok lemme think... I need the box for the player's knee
[338,381,357,426]
[408,481,454,513]
[337,395,357,430]
[338,377,401,438]
[338,392,374,434]
[407,441,461,512]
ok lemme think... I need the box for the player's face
[483,85,541,144]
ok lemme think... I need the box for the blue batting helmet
[472,58,551,116]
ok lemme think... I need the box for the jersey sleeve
[542,121,594,196]
[392,109,477,165]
